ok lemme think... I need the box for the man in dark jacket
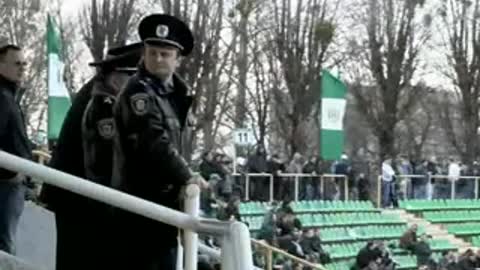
[111,14,207,270]
[0,44,31,254]
[40,43,142,270]
[414,234,432,267]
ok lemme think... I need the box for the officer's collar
[138,64,190,96]
[0,74,18,94]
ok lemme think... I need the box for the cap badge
[156,24,169,38]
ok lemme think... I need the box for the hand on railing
[187,174,209,190]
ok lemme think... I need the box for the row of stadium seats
[325,253,446,270]
[243,212,405,231]
[446,223,480,236]
[320,225,426,243]
[399,199,480,211]
[422,210,480,223]
[296,213,405,227]
[239,200,376,216]
[473,236,480,247]
[400,199,480,250]
[323,240,456,260]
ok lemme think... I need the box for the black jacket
[40,78,95,213]
[0,75,32,179]
[82,81,117,187]
[112,66,194,247]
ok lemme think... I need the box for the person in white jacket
[382,158,396,207]
[445,158,461,199]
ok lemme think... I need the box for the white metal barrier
[234,172,349,202]
[376,174,480,207]
[0,151,254,270]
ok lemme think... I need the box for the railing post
[245,174,250,201]
[451,177,456,200]
[294,176,299,202]
[320,176,324,200]
[184,184,200,270]
[269,174,274,202]
[344,176,348,201]
[221,222,254,270]
[377,175,381,208]
[475,177,479,200]
[266,248,273,270]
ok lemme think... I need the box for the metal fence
[0,151,253,270]
[233,173,349,202]
[376,174,480,207]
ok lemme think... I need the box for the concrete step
[386,208,475,251]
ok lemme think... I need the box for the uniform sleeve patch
[130,93,149,116]
[97,118,116,139]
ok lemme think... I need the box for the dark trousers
[117,246,177,270]
[0,181,25,254]
[55,206,113,270]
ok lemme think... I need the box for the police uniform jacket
[0,75,32,180]
[82,80,117,187]
[112,64,194,246]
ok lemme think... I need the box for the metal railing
[0,151,253,270]
[234,173,349,202]
[376,174,480,207]
[251,239,327,270]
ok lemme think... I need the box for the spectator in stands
[200,174,222,217]
[300,228,331,265]
[456,249,477,270]
[302,155,321,200]
[357,173,370,201]
[267,153,287,201]
[278,228,305,259]
[247,145,269,200]
[353,241,383,270]
[425,156,439,199]
[287,152,304,200]
[437,250,457,270]
[474,249,480,268]
[333,154,352,200]
[396,155,413,200]
[414,234,433,268]
[438,157,460,199]
[277,207,302,236]
[382,158,397,208]
[399,224,418,252]
[217,195,241,221]
[199,151,218,180]
[413,160,429,199]
[258,209,277,245]
[457,161,475,199]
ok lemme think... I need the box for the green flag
[320,69,347,160]
[47,15,71,140]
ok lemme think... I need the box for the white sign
[321,98,346,130]
[234,129,255,146]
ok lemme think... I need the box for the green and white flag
[320,69,347,161]
[47,15,71,140]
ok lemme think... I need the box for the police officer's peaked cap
[138,14,194,56]
[89,42,143,72]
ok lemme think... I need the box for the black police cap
[138,14,194,56]
[89,42,143,72]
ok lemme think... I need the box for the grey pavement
[15,202,55,270]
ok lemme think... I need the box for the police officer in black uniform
[40,43,142,270]
[112,14,207,270]
[0,44,31,254]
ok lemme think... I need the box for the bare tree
[437,0,480,163]
[267,0,336,156]
[347,0,431,161]
[0,0,47,136]
[147,0,239,155]
[79,0,137,62]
